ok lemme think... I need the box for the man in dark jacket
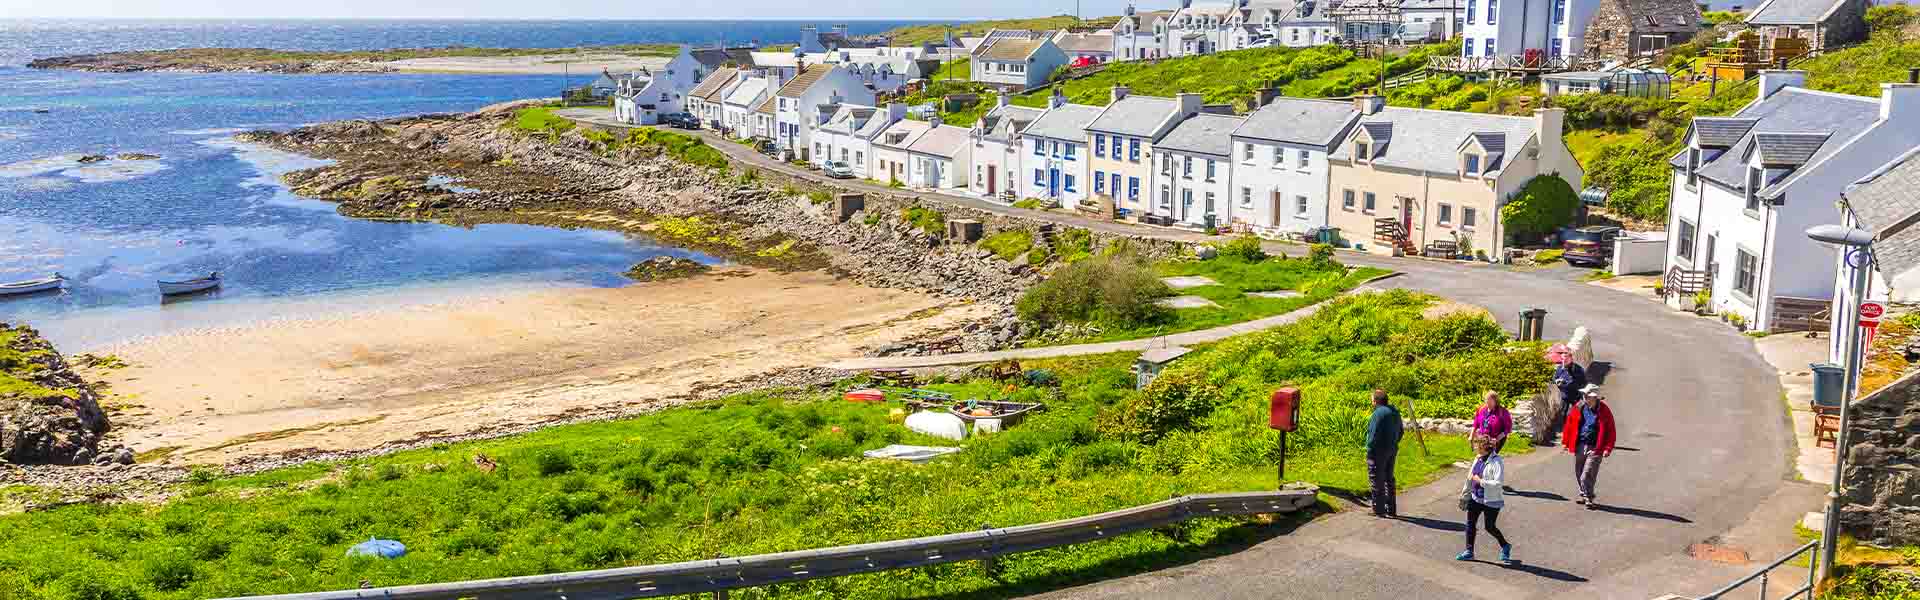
[1364,389,1405,517]
[1547,352,1587,444]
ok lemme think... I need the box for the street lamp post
[1806,223,1876,583]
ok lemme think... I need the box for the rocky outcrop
[0,323,127,466]
[27,51,395,74]
[625,256,710,282]
[1840,368,1920,545]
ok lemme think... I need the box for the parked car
[823,161,855,179]
[753,140,779,158]
[1562,225,1623,267]
[662,114,698,129]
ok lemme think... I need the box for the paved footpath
[563,112,1824,599]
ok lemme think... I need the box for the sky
[0,0,1153,20]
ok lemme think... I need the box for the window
[1205,159,1216,181]
[1064,143,1077,160]
[1465,153,1481,174]
[1734,249,1759,297]
[1355,141,1371,161]
[1128,177,1140,200]
[1550,38,1563,59]
[1487,0,1497,23]
[1064,174,1077,193]
[1686,149,1700,188]
[1051,142,1062,158]
[1484,38,1496,57]
[1295,195,1309,216]
[1033,140,1045,156]
[1343,188,1356,209]
[1094,171,1106,193]
[1205,191,1217,215]
[1035,169,1046,186]
[855,151,864,165]
[1553,0,1566,23]
[1241,187,1254,208]
[815,143,823,157]
[1112,173,1122,198]
[841,148,848,162]
[1297,149,1310,169]
[1095,134,1107,157]
[1676,219,1696,260]
[1180,188,1192,210]
[1463,207,1478,228]
[1745,166,1763,213]
[1466,0,1476,23]
[1438,203,1453,225]
[1244,143,1255,161]
[1272,145,1284,163]
[1463,41,1473,58]
[1363,191,1377,211]
[1162,186,1174,208]
[1111,135,1123,158]
[1129,139,1141,162]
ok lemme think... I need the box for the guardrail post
[713,553,729,600]
[980,523,1000,580]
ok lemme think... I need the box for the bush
[1868,4,1919,38]
[979,230,1035,261]
[1501,175,1580,242]
[1308,243,1336,268]
[1534,249,1566,264]
[1385,313,1508,363]
[899,206,945,236]
[1216,235,1267,262]
[1016,253,1173,329]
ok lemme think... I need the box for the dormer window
[1464,153,1481,175]
[1686,148,1700,188]
[1355,140,1371,162]
[1744,166,1763,213]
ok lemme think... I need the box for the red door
[988,165,998,196]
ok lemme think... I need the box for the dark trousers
[1368,451,1398,515]
[1546,392,1579,442]
[1465,500,1508,551]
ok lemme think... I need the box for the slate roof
[1156,114,1247,157]
[1329,107,1540,174]
[1233,97,1360,147]
[1751,132,1832,166]
[755,95,777,116]
[908,124,972,158]
[723,78,769,107]
[1844,147,1920,279]
[818,105,876,135]
[774,64,835,99]
[875,119,933,149]
[1360,122,1395,146]
[689,67,739,102]
[1054,32,1117,53]
[1692,117,1759,147]
[1617,0,1703,31]
[980,39,1045,61]
[853,108,897,139]
[1746,0,1847,25]
[1669,88,1881,195]
[977,104,1047,144]
[1023,103,1106,141]
[690,48,756,71]
[1087,95,1186,139]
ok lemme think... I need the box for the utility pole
[1806,224,1875,585]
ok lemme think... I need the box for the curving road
[1025,254,1823,600]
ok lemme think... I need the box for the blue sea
[0,19,932,347]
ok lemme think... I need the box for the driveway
[559,114,1814,599]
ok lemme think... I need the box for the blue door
[1048,169,1061,198]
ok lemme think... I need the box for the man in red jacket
[1562,384,1616,509]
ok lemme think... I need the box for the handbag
[1458,491,1471,512]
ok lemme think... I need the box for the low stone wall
[1839,368,1920,545]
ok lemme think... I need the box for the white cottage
[1155,113,1247,229]
[970,98,1049,202]
[907,124,974,191]
[721,76,772,140]
[1111,7,1174,61]
[1229,95,1362,237]
[685,67,744,130]
[813,103,907,177]
[1020,102,1105,208]
[970,35,1069,92]
[871,119,933,186]
[1460,0,1597,63]
[772,65,877,161]
[612,46,706,125]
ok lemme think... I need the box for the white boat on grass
[0,273,64,297]
[157,272,221,296]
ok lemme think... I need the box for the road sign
[1861,301,1887,324]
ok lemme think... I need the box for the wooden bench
[1422,240,1459,258]
[1814,405,1840,448]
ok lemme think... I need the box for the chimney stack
[1176,92,1204,116]
[1254,86,1279,108]
[1353,94,1384,115]
[1111,85,1131,103]
[1881,82,1920,121]
[997,93,1010,109]
[1757,69,1807,100]
[1534,108,1564,155]
[887,102,909,122]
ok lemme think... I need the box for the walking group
[1360,349,1618,566]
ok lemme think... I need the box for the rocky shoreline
[27,51,396,74]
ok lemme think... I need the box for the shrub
[1016,253,1173,329]
[980,230,1035,261]
[141,551,195,592]
[1501,175,1580,242]
[534,449,575,476]
[1026,244,1054,265]
[1056,228,1095,263]
[899,206,945,236]
[1013,198,1045,209]
[1385,314,1507,363]
[1308,243,1336,268]
[1216,235,1268,262]
[1534,249,1566,264]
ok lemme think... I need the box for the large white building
[1229,95,1362,237]
[970,97,1049,202]
[1111,8,1174,61]
[812,103,907,177]
[907,124,974,191]
[771,65,877,161]
[871,119,933,185]
[611,46,706,125]
[1459,0,1596,63]
[970,33,1070,92]
[1020,102,1105,208]
[1665,71,1920,333]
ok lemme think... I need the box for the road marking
[1331,539,1532,600]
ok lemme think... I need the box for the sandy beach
[90,268,989,465]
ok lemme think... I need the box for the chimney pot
[1881,82,1920,120]
[1352,94,1384,115]
[1111,85,1131,103]
[1757,69,1807,100]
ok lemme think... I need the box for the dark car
[1562,225,1623,267]
[661,114,698,129]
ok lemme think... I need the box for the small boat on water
[0,273,64,297]
[157,272,221,296]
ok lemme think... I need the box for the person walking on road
[1562,384,1617,508]
[1547,348,1587,445]
[1470,391,1515,492]
[1365,389,1404,517]
[1456,436,1512,564]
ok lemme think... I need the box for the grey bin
[1517,308,1548,341]
[1810,362,1845,408]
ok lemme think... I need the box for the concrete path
[560,112,1816,599]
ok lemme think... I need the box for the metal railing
[220,489,1318,600]
[1693,540,1821,600]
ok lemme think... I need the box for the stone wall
[1583,0,1636,60]
[1839,367,1920,545]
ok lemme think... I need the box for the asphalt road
[1024,256,1809,600]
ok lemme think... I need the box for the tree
[1501,174,1580,242]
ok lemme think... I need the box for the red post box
[1269,387,1300,432]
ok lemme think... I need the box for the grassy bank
[0,291,1524,600]
[883,16,1118,46]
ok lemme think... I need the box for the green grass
[0,305,1490,600]
[932,57,971,82]
[900,206,946,237]
[1013,198,1046,210]
[882,16,1115,46]
[980,230,1034,262]
[1041,254,1389,346]
[508,106,574,135]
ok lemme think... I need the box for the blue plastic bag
[346,538,406,559]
